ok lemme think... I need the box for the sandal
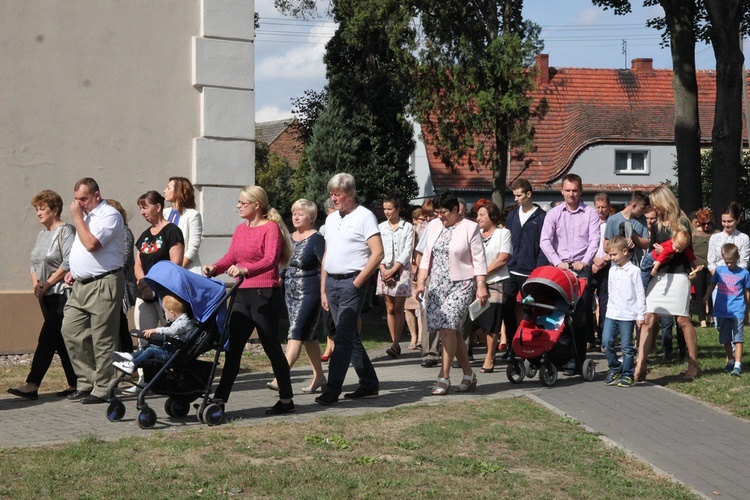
[431,377,450,396]
[407,343,419,350]
[455,373,477,392]
[480,366,494,373]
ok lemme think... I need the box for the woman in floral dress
[413,191,488,395]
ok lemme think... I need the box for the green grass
[0,398,695,499]
[641,324,750,419]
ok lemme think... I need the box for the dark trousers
[660,316,686,360]
[28,294,78,387]
[215,287,292,401]
[324,275,379,397]
[690,268,712,322]
[118,309,133,353]
[588,264,610,339]
[570,266,595,348]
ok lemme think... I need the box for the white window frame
[614,150,650,175]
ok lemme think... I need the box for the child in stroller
[506,265,596,386]
[113,294,197,374]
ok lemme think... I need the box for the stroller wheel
[137,406,158,429]
[540,363,558,387]
[506,360,525,384]
[582,359,596,381]
[524,360,538,379]
[165,398,190,418]
[106,399,126,422]
[201,403,224,426]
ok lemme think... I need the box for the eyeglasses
[435,209,452,216]
[699,222,711,227]
[237,200,251,207]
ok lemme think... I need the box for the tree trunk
[660,0,702,214]
[493,121,508,208]
[705,0,744,220]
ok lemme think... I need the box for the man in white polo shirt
[62,178,125,404]
[315,173,384,406]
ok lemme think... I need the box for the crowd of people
[8,171,748,417]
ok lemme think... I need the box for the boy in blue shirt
[704,243,750,377]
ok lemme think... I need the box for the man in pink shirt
[540,174,600,372]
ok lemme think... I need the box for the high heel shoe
[301,379,327,394]
[683,361,701,381]
[455,373,477,392]
[431,377,450,395]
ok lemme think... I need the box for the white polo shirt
[69,200,125,280]
[323,205,379,275]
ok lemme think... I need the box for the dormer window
[615,150,649,174]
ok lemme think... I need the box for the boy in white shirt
[602,236,646,387]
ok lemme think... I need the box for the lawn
[636,324,750,419]
[0,398,695,499]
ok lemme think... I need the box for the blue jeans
[602,317,636,377]
[640,252,654,288]
[132,344,175,365]
[324,275,379,397]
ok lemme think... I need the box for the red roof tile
[425,56,743,193]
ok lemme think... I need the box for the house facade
[415,55,739,209]
[0,0,255,352]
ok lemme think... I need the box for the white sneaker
[113,351,133,362]
[123,385,142,395]
[113,360,135,374]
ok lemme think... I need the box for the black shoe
[421,359,438,367]
[343,387,379,400]
[315,392,339,406]
[7,388,39,400]
[265,400,295,415]
[55,387,77,397]
[81,394,108,405]
[385,344,401,358]
[67,390,91,401]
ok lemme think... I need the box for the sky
[254,0,726,123]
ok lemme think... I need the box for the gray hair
[327,173,356,194]
[323,197,336,213]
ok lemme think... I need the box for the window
[615,150,649,174]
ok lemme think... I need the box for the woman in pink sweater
[203,186,294,415]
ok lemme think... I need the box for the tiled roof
[425,56,742,193]
[256,119,302,168]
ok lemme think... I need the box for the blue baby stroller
[105,261,242,428]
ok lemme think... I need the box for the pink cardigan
[420,218,487,281]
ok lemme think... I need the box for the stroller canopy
[521,266,584,308]
[144,261,229,333]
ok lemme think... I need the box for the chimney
[631,58,653,73]
[536,54,549,86]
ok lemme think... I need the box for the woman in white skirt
[635,185,700,381]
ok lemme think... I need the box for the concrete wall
[0,0,255,352]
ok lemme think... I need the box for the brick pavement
[1,347,747,499]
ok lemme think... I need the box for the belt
[79,268,123,285]
[328,271,360,280]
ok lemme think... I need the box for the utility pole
[622,39,627,68]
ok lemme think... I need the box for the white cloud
[256,105,294,123]
[256,24,334,81]
[575,7,604,25]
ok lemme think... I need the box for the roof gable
[425,56,739,193]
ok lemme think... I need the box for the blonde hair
[240,186,293,267]
[648,185,688,235]
[161,294,187,315]
[606,235,628,253]
[291,198,317,221]
[673,230,690,247]
[722,243,740,261]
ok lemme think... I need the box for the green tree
[254,140,304,215]
[304,1,418,207]
[593,0,703,214]
[408,0,547,208]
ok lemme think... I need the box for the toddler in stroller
[112,294,197,374]
[506,265,596,386]
[105,261,241,428]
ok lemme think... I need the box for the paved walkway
[1,346,748,499]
